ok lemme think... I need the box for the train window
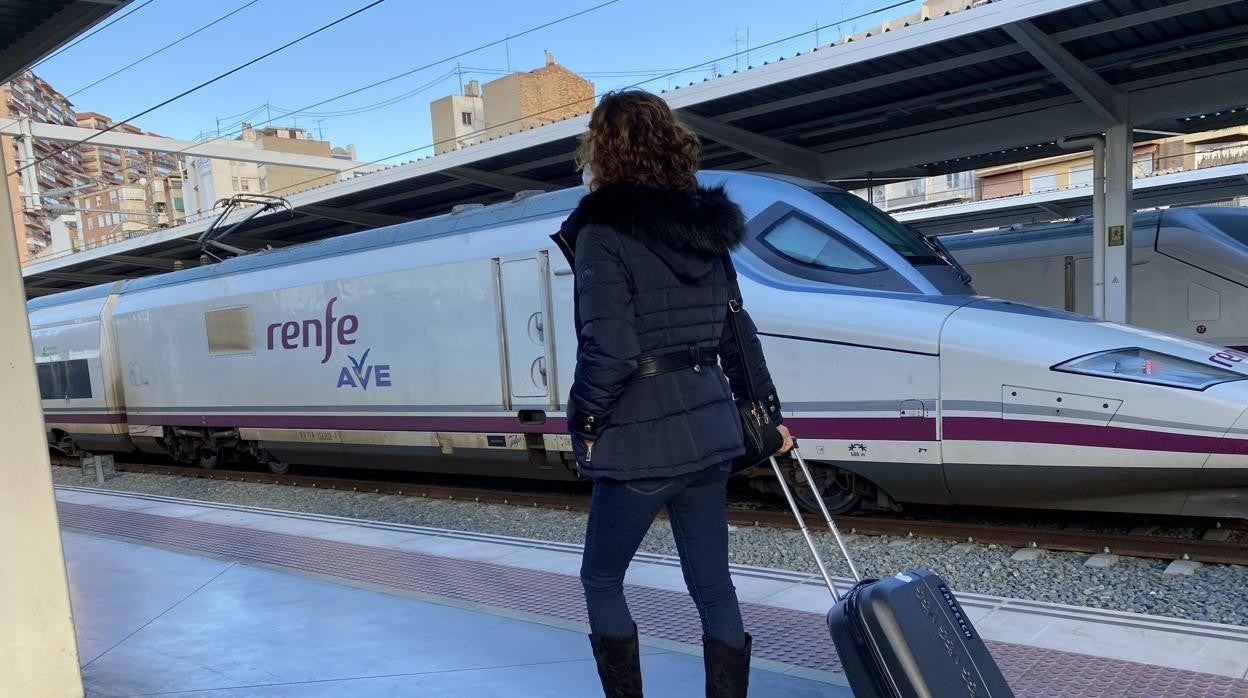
[744,202,921,293]
[205,306,255,355]
[36,363,60,400]
[812,191,944,265]
[1200,209,1248,248]
[1055,348,1244,391]
[62,360,92,399]
[761,213,882,273]
[35,359,92,400]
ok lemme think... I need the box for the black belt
[632,347,719,379]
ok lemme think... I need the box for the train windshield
[1201,209,1248,248]
[813,191,944,265]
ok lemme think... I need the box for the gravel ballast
[52,468,1248,627]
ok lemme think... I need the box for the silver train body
[27,172,1248,518]
[942,207,1248,350]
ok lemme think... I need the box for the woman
[557,89,791,698]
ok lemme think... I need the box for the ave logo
[264,297,394,389]
[336,348,392,391]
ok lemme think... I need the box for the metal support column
[0,160,84,694]
[1058,135,1106,318]
[1104,118,1134,324]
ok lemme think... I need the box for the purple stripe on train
[137,412,570,435]
[789,416,938,441]
[43,412,126,424]
[58,411,1248,456]
[943,417,1248,455]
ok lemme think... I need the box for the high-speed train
[27,172,1248,518]
[942,206,1248,350]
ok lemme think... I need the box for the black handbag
[722,256,785,474]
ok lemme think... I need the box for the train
[941,206,1248,350]
[27,172,1248,518]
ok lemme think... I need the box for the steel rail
[92,462,1248,566]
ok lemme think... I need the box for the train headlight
[1054,348,1245,390]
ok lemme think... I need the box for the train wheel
[197,449,222,470]
[790,465,862,515]
[265,458,291,475]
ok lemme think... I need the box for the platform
[56,486,1248,697]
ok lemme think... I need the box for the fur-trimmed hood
[553,182,745,281]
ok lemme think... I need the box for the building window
[1030,172,1058,193]
[240,179,251,192]
[108,190,118,204]
[1069,165,1094,189]
[1134,155,1155,178]
[461,111,473,126]
[903,179,925,198]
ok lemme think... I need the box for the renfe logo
[267,296,358,364]
[265,297,393,390]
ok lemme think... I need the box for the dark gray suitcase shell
[767,449,1014,698]
[826,570,1013,697]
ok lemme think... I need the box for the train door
[493,252,557,408]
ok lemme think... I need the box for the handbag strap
[721,254,763,409]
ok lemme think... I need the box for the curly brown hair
[576,89,701,193]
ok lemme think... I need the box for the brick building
[430,53,594,154]
[76,111,180,187]
[482,53,594,141]
[74,183,151,247]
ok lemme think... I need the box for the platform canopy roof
[21,0,1248,296]
[899,162,1248,235]
[0,1,128,83]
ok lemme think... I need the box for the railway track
[90,461,1248,566]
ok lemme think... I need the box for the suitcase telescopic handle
[768,446,862,603]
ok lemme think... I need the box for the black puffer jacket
[553,182,783,481]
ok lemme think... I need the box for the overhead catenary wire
[263,0,915,200]
[6,0,388,179]
[142,0,622,168]
[266,68,460,119]
[37,0,910,256]
[65,0,266,99]
[31,0,158,69]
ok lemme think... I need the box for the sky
[33,0,922,166]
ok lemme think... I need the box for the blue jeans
[580,462,745,648]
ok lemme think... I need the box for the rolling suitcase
[767,449,1015,698]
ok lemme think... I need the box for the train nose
[1224,405,1248,458]
[1186,404,1248,517]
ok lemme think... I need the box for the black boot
[589,624,643,698]
[704,633,752,698]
